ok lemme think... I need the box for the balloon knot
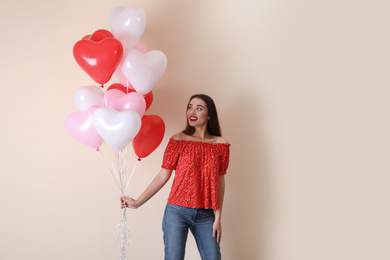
[100,84,104,88]
[96,148,100,152]
[137,158,141,161]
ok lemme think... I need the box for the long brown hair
[182,94,222,136]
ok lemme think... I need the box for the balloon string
[110,158,119,182]
[117,207,129,260]
[109,154,122,193]
[115,151,124,196]
[116,150,127,196]
[104,93,108,107]
[99,149,121,190]
[120,151,125,195]
[103,144,136,260]
[125,158,139,192]
[121,150,126,194]
[117,150,130,260]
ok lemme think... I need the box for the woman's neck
[192,126,209,141]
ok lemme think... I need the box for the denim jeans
[162,203,221,260]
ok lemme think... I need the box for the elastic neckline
[170,138,231,147]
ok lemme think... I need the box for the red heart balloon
[81,29,114,41]
[144,91,153,111]
[133,115,165,159]
[89,29,114,42]
[107,83,134,93]
[107,83,153,111]
[73,38,123,85]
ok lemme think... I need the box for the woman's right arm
[121,168,173,209]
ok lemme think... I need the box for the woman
[121,94,230,260]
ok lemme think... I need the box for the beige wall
[1,0,389,259]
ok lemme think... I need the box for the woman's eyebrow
[188,104,204,107]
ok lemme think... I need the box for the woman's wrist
[134,199,142,208]
[215,209,222,221]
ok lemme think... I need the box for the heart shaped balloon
[144,91,153,111]
[133,43,148,53]
[73,37,123,85]
[88,29,114,42]
[114,43,148,87]
[107,83,154,111]
[82,29,114,42]
[121,49,167,95]
[65,106,103,149]
[133,115,165,158]
[109,6,146,49]
[104,89,146,117]
[107,83,134,93]
[74,85,104,111]
[92,108,141,151]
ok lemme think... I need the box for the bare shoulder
[171,132,188,141]
[215,136,229,144]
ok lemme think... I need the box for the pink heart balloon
[133,43,148,53]
[65,106,103,149]
[104,89,146,117]
[121,49,167,95]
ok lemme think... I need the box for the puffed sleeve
[161,139,185,170]
[219,144,231,175]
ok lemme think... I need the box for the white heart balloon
[109,6,146,49]
[114,43,149,87]
[121,49,167,95]
[92,107,141,151]
[74,85,104,111]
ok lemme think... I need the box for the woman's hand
[120,196,138,209]
[213,219,222,243]
[119,169,173,210]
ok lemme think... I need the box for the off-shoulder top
[161,138,230,210]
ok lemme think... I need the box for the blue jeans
[162,203,221,260]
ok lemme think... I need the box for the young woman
[121,94,230,260]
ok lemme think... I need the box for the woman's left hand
[213,219,222,243]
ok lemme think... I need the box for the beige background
[1,0,389,259]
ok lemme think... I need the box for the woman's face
[187,98,209,127]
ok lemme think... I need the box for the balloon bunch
[64,6,166,260]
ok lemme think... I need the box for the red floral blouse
[161,138,230,210]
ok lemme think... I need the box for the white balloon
[110,6,146,49]
[92,108,141,151]
[74,85,104,111]
[121,49,167,95]
[113,43,149,87]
